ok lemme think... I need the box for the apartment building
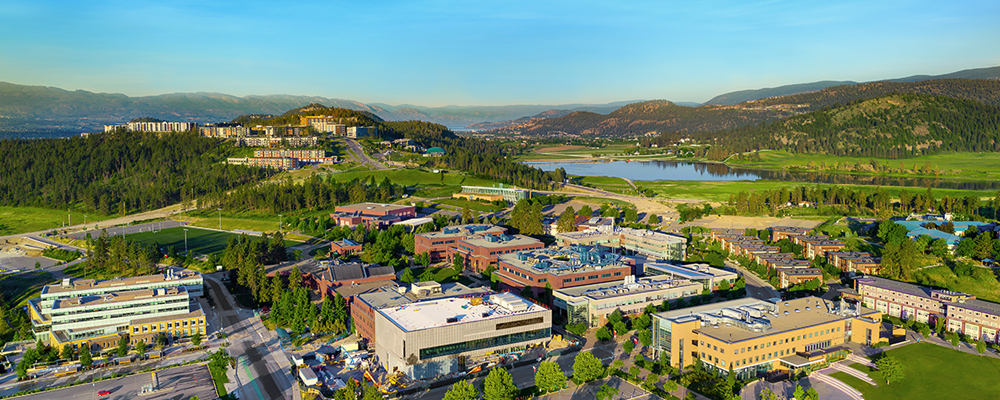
[300,116,347,134]
[414,224,507,263]
[652,297,883,379]
[254,149,326,161]
[855,276,1000,342]
[496,245,635,297]
[200,125,251,138]
[770,226,812,242]
[234,136,319,147]
[104,121,194,133]
[553,275,702,328]
[826,251,881,275]
[347,126,377,138]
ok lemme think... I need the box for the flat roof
[378,293,546,332]
[619,228,686,244]
[42,270,201,295]
[499,245,627,276]
[335,203,414,212]
[129,306,204,326]
[53,287,187,310]
[358,282,490,310]
[645,263,735,280]
[555,275,701,300]
[462,234,541,249]
[418,224,506,240]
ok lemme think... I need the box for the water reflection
[527,160,1000,190]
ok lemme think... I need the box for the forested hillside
[508,79,1000,137]
[713,94,1000,158]
[0,131,272,214]
[231,103,382,127]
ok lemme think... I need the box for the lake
[526,160,1000,190]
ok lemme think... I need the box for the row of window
[131,318,204,334]
[702,326,842,356]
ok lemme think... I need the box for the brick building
[496,245,635,298]
[414,224,507,263]
[330,203,416,229]
[330,239,363,257]
[452,234,544,273]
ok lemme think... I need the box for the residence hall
[652,297,884,380]
[825,251,882,275]
[856,276,1000,342]
[452,234,544,273]
[414,224,507,263]
[360,283,550,379]
[553,275,702,328]
[352,282,491,354]
[298,261,396,298]
[330,202,416,228]
[28,269,205,352]
[495,245,635,298]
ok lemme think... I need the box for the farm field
[0,206,110,236]
[831,342,1000,400]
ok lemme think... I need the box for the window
[564,279,572,283]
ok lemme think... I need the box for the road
[12,363,216,400]
[204,274,297,400]
[343,138,387,170]
[0,203,191,243]
[725,260,780,300]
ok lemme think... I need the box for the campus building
[301,262,396,298]
[329,239,363,257]
[200,124,251,138]
[652,297,884,379]
[553,275,702,328]
[770,226,812,242]
[826,251,881,275]
[28,270,205,351]
[557,227,687,262]
[495,245,635,297]
[263,126,308,136]
[359,283,550,379]
[330,203,417,228]
[414,224,507,263]
[452,234,545,273]
[855,276,1000,342]
[234,136,319,147]
[352,282,491,348]
[254,149,328,163]
[459,185,531,203]
[105,121,194,133]
[644,263,738,292]
[300,116,347,134]
[347,126,377,138]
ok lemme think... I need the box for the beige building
[553,275,702,328]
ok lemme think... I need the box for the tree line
[0,130,272,215]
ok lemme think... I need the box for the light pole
[84,215,87,228]
[278,214,283,234]
[217,208,222,231]
[184,229,189,255]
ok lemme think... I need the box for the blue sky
[1,0,998,106]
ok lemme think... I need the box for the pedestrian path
[828,362,876,386]
[810,372,864,400]
[847,353,875,368]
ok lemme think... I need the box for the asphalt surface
[62,220,188,241]
[725,260,780,300]
[343,138,387,170]
[13,363,216,400]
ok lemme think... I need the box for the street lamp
[184,229,189,255]
[84,215,87,227]
[278,214,283,234]
[217,208,222,231]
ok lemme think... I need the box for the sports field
[124,226,244,257]
[0,206,110,236]
[830,342,1000,400]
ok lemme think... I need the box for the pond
[526,160,1000,190]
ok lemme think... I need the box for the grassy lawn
[637,180,998,203]
[0,206,111,236]
[728,150,1000,180]
[829,342,1000,400]
[0,271,56,306]
[124,226,246,258]
[63,261,126,281]
[416,266,474,286]
[434,198,502,213]
[208,364,230,397]
[918,265,1000,303]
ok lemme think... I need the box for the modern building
[360,284,549,379]
[200,124,251,138]
[652,297,884,379]
[28,270,205,351]
[347,126,377,138]
[330,203,416,228]
[246,157,299,170]
[495,245,635,297]
[254,149,327,162]
[352,282,490,347]
[234,136,319,147]
[459,185,531,203]
[303,262,396,298]
[414,224,508,263]
[452,234,545,273]
[300,116,347,134]
[329,239,363,257]
[557,227,687,262]
[263,126,308,136]
[105,121,194,133]
[855,276,1000,342]
[644,263,738,292]
[553,275,702,328]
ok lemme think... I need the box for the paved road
[205,274,297,400]
[13,363,216,400]
[62,220,188,241]
[343,138,387,170]
[0,204,190,243]
[725,260,780,300]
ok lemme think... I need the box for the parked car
[98,390,112,396]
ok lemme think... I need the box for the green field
[728,150,1000,181]
[830,342,1000,400]
[0,206,111,236]
[124,226,247,257]
[0,271,56,306]
[632,180,998,203]
[918,265,1000,303]
[433,198,502,213]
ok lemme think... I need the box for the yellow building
[128,309,206,346]
[652,297,884,380]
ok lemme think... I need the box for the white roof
[379,294,545,332]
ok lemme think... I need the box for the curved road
[343,138,387,170]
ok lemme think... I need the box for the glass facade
[419,328,550,360]
[567,301,590,327]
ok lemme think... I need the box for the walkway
[826,362,876,386]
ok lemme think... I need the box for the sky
[1,0,998,106]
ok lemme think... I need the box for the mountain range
[0,66,997,138]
